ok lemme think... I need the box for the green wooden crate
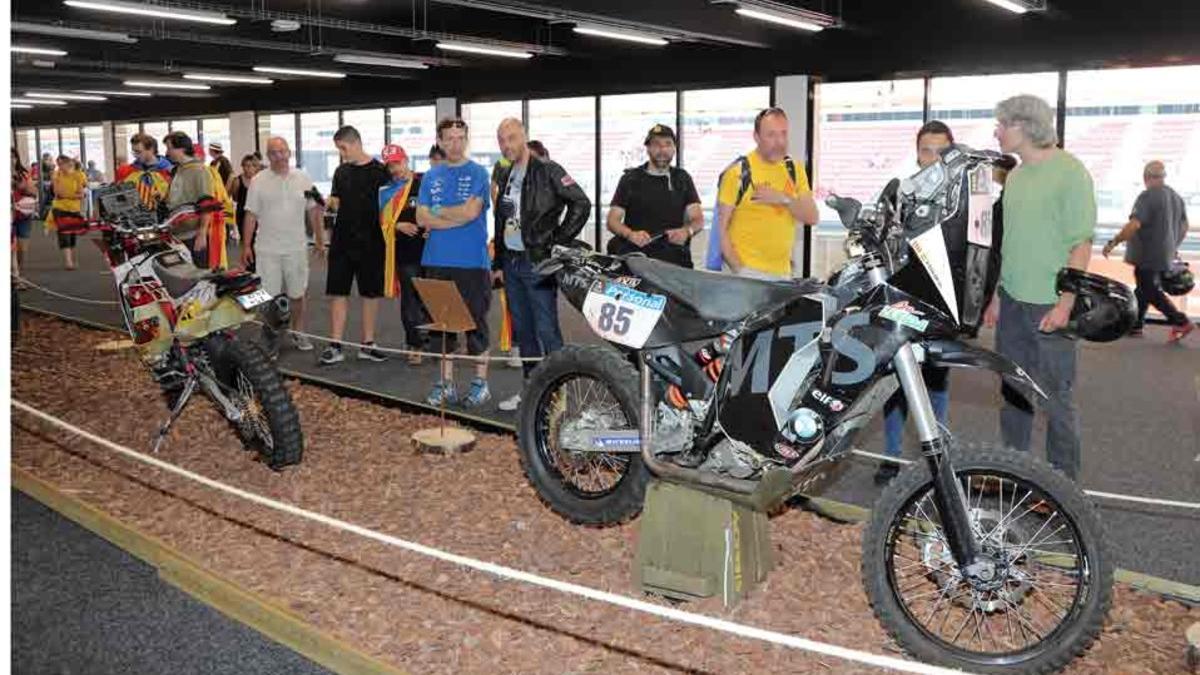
[635,480,773,608]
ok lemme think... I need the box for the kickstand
[153,376,198,453]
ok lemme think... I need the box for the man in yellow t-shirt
[716,107,819,280]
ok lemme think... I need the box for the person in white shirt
[240,136,326,351]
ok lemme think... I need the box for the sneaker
[290,332,315,352]
[507,348,523,369]
[461,377,492,409]
[357,342,388,362]
[498,393,521,412]
[318,344,344,366]
[426,380,458,407]
[407,352,423,366]
[1167,322,1195,344]
[873,462,900,486]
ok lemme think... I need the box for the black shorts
[326,245,384,298]
[423,266,491,355]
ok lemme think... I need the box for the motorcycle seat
[624,255,820,322]
[153,259,212,298]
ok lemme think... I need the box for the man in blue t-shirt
[416,117,494,408]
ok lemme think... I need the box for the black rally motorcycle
[517,145,1112,673]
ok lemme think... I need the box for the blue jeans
[883,366,950,457]
[503,251,563,377]
[996,288,1080,479]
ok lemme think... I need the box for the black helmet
[1055,268,1137,343]
[1162,260,1195,296]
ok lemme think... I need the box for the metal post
[593,95,602,249]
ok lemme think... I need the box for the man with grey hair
[491,117,591,411]
[241,136,326,352]
[1102,160,1192,342]
[982,93,1095,480]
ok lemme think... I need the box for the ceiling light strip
[62,0,237,26]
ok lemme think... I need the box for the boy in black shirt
[321,126,391,365]
[606,124,705,267]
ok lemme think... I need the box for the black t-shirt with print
[608,165,701,267]
[331,159,390,251]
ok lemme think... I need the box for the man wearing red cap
[378,143,429,364]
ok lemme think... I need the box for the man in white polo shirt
[241,136,326,352]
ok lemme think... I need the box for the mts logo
[730,313,877,395]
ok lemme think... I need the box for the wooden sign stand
[410,278,478,454]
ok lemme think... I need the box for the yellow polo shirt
[717,150,811,277]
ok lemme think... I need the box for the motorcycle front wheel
[517,344,649,526]
[861,442,1112,674]
[214,338,304,469]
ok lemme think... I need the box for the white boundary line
[849,450,1200,511]
[21,280,1200,512]
[10,399,968,675]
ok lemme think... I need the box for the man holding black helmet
[606,124,705,267]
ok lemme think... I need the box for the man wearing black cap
[606,124,704,267]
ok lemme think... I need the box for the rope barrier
[18,278,1200,512]
[848,450,1200,511]
[11,399,967,675]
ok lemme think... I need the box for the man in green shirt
[983,94,1096,480]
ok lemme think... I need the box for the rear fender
[921,339,1047,400]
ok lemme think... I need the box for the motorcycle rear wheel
[215,338,304,469]
[517,345,649,526]
[861,442,1112,673]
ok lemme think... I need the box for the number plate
[235,288,272,310]
[581,281,666,348]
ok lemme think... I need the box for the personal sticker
[582,280,666,348]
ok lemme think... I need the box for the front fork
[892,343,987,577]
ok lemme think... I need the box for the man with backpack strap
[164,131,233,269]
[709,107,819,280]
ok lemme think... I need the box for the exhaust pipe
[639,359,796,510]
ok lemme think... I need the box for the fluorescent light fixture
[11,97,68,105]
[78,89,154,97]
[735,7,825,31]
[436,42,532,59]
[27,91,107,101]
[252,66,347,79]
[184,73,275,84]
[12,21,137,44]
[12,104,34,109]
[12,46,68,56]
[63,0,237,25]
[981,0,1032,13]
[333,54,430,70]
[572,25,669,46]
[124,79,212,90]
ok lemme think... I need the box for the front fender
[920,339,1047,401]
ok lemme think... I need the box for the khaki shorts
[257,250,309,299]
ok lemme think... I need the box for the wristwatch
[431,204,442,216]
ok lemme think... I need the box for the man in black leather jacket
[492,118,591,411]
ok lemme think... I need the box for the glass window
[170,119,200,142]
[38,127,60,161]
[680,86,771,262]
[60,128,82,162]
[928,72,1059,150]
[202,117,232,160]
[16,129,36,168]
[599,91,677,251]
[461,100,522,171]
[528,96,597,241]
[812,79,925,278]
[83,126,106,179]
[258,113,296,158]
[114,122,140,166]
[142,121,169,144]
[299,111,340,198]
[342,109,385,160]
[388,105,437,173]
[1065,64,1200,317]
